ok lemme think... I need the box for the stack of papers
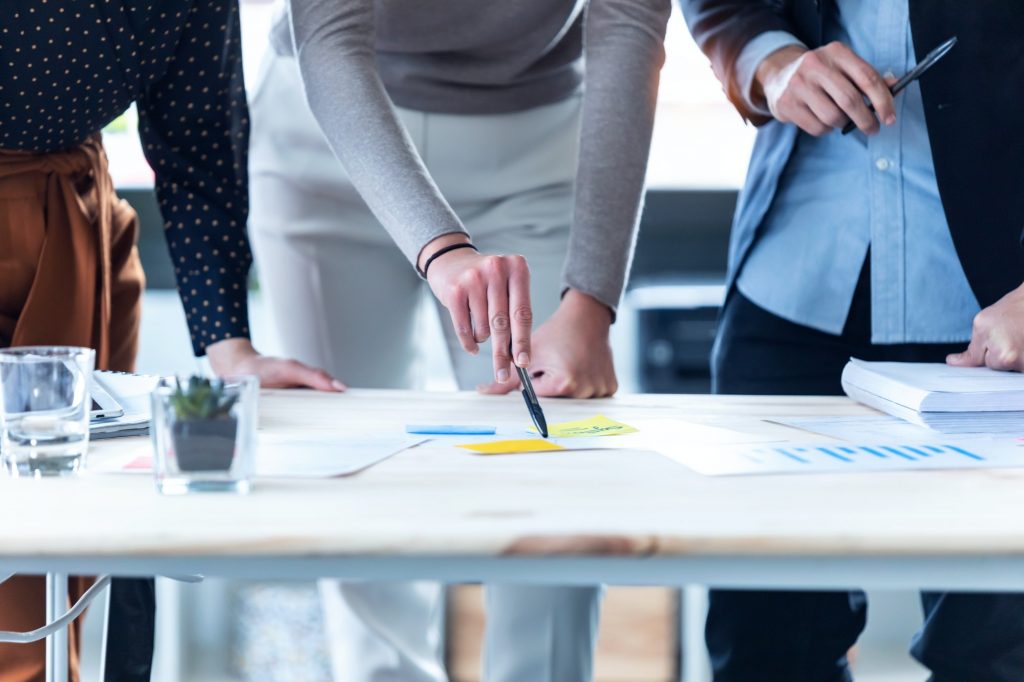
[841,359,1024,435]
[90,371,162,439]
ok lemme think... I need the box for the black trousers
[708,277,1024,682]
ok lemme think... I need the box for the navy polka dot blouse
[0,0,251,356]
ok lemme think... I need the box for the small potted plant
[168,376,240,472]
[151,374,258,494]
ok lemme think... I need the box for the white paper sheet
[771,415,943,442]
[778,412,1024,439]
[89,434,427,478]
[660,440,1024,476]
[256,434,427,478]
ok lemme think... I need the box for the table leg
[45,573,68,682]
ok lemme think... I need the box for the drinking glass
[0,346,95,477]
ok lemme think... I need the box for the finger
[593,381,616,399]
[292,363,343,392]
[446,288,478,355]
[263,360,342,391]
[802,85,849,131]
[981,334,1022,371]
[947,338,986,367]
[466,273,490,344]
[486,262,513,384]
[833,44,895,125]
[790,103,831,137]
[818,71,878,134]
[507,255,532,368]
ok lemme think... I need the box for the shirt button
[875,157,891,171]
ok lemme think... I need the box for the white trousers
[248,50,602,682]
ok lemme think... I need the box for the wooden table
[4,389,1024,681]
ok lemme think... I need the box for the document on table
[256,434,427,477]
[95,435,426,478]
[771,415,943,442]
[662,440,1024,476]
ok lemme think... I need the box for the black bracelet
[419,242,479,278]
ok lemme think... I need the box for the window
[647,11,755,189]
[104,2,754,191]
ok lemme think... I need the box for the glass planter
[151,375,258,494]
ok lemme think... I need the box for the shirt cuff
[735,31,807,117]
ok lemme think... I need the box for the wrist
[754,44,806,104]
[416,232,472,273]
[561,289,614,326]
[205,338,257,374]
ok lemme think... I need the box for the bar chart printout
[663,442,1024,476]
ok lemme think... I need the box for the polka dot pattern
[0,1,251,356]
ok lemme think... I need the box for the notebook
[90,371,162,439]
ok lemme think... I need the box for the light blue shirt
[733,0,979,344]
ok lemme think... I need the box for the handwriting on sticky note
[457,439,567,455]
[538,415,638,438]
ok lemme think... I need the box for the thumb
[947,340,985,367]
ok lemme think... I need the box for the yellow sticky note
[457,439,567,455]
[538,415,639,438]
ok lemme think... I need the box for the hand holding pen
[754,36,955,138]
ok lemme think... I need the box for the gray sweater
[282,0,671,310]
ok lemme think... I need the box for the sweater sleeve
[561,0,671,313]
[287,0,468,267]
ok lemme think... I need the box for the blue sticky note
[406,425,497,435]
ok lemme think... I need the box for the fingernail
[885,114,896,126]
[331,379,346,391]
[497,369,509,383]
[517,352,530,367]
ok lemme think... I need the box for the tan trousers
[0,138,144,681]
[249,51,602,682]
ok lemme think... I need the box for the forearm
[288,0,466,267]
[563,0,670,312]
[139,0,252,356]
[679,0,795,121]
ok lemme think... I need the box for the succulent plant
[169,375,238,421]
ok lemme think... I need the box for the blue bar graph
[752,443,988,468]
[881,446,917,461]
[944,445,985,461]
[774,448,809,464]
[817,447,853,462]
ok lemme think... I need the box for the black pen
[510,340,548,438]
[841,36,957,135]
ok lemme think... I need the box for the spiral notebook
[90,371,162,439]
